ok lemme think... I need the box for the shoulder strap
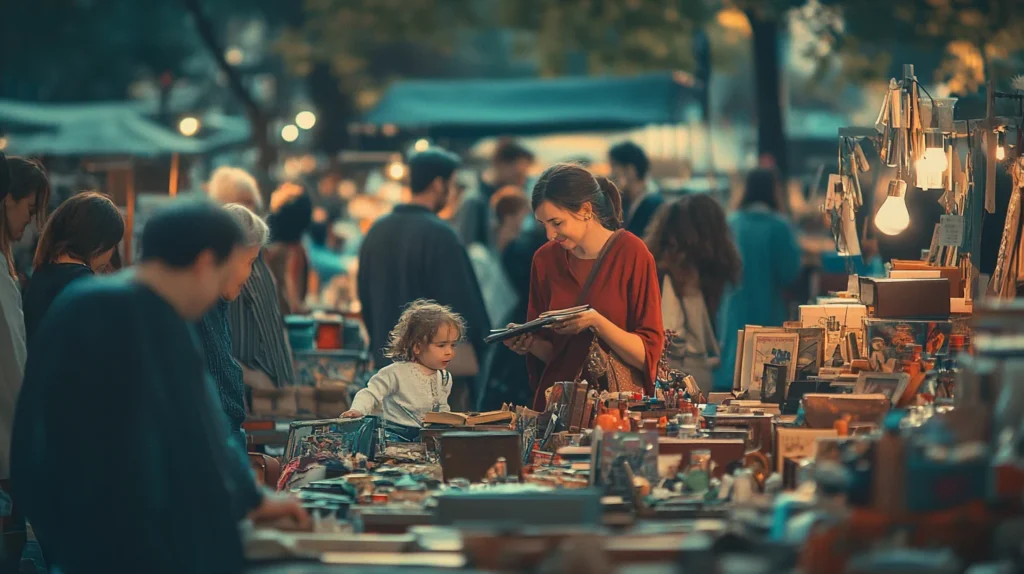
[576,230,624,306]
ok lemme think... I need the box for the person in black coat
[609,141,664,238]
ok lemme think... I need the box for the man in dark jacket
[358,148,490,410]
[609,141,664,239]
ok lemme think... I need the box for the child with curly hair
[342,299,465,429]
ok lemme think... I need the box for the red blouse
[526,231,664,410]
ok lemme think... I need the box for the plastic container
[285,315,316,351]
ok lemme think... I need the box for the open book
[423,410,514,426]
[484,305,591,344]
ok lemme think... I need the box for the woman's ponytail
[594,176,623,230]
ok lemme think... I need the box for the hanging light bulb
[875,179,910,236]
[996,130,1007,160]
[915,129,946,189]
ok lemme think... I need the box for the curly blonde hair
[384,299,467,362]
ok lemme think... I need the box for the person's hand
[249,492,311,530]
[551,309,605,336]
[503,324,534,355]
[341,409,363,418]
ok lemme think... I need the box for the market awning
[363,72,698,138]
[0,100,249,157]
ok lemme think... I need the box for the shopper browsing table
[11,199,308,574]
[504,164,664,411]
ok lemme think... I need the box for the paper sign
[938,214,964,247]
[775,427,838,472]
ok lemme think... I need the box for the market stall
[232,63,1024,573]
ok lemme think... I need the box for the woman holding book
[504,164,664,411]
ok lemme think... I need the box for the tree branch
[180,0,264,124]
[180,0,275,187]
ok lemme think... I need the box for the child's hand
[341,409,363,418]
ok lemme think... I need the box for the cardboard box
[251,388,298,417]
[295,386,316,416]
[859,277,951,319]
[890,259,963,297]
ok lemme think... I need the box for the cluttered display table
[240,293,1024,574]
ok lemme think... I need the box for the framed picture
[854,372,911,406]
[760,363,788,404]
[747,332,799,393]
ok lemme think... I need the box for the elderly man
[207,167,295,392]
[196,204,271,452]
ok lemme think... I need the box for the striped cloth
[226,252,295,387]
[197,300,247,432]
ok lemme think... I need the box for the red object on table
[316,319,343,350]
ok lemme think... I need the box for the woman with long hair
[0,157,49,573]
[645,194,741,394]
[22,191,124,342]
[504,163,664,410]
[712,169,802,392]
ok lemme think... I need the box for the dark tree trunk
[181,0,275,199]
[308,63,355,155]
[746,10,788,181]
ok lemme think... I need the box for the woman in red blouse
[505,164,664,410]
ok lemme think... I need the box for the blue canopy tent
[0,99,251,263]
[0,100,249,157]
[363,72,699,138]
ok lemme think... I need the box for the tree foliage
[498,0,712,76]
[277,0,481,111]
[2,0,197,100]
[814,0,1024,92]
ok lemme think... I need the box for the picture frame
[760,363,788,404]
[747,331,799,393]
[854,372,911,406]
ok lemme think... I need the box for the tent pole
[169,152,180,196]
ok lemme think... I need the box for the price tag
[938,214,964,247]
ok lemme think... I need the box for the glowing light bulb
[178,116,200,137]
[414,139,430,152]
[387,161,407,180]
[281,124,299,142]
[921,146,948,172]
[295,111,316,130]
[997,146,1007,160]
[875,180,910,236]
[915,147,946,190]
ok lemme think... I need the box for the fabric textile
[712,206,802,392]
[349,362,452,428]
[525,232,664,410]
[12,272,263,574]
[21,263,92,345]
[226,253,295,388]
[0,271,26,481]
[198,300,247,433]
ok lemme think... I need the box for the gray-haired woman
[196,203,269,453]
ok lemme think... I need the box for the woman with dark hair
[504,164,664,410]
[266,183,313,315]
[22,191,125,342]
[712,169,802,392]
[0,157,49,573]
[645,195,742,394]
